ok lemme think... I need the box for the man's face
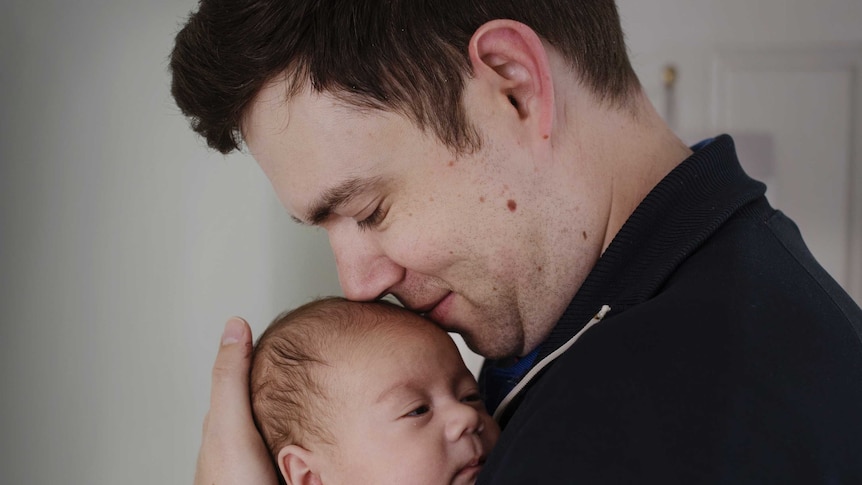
[245,77,602,358]
[316,315,500,485]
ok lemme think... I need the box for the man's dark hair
[170,0,639,154]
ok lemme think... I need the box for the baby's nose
[445,402,482,442]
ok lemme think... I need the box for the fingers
[210,317,253,420]
[194,317,277,485]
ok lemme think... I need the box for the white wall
[0,1,340,484]
[1,1,859,484]
[617,0,862,302]
[619,0,862,135]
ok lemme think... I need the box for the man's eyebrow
[302,176,382,225]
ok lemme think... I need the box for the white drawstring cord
[492,305,612,422]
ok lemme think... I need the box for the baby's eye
[461,393,482,404]
[405,405,430,417]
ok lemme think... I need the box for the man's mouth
[412,291,448,313]
[426,291,454,325]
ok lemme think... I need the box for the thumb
[209,317,254,430]
[196,317,276,485]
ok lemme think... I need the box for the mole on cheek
[582,231,588,240]
[507,200,517,212]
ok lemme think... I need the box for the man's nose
[327,221,404,301]
[445,402,484,442]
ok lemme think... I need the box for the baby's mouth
[456,455,486,478]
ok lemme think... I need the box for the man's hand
[194,317,277,485]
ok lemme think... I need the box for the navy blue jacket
[479,135,862,484]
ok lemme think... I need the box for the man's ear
[468,19,554,137]
[278,444,324,485]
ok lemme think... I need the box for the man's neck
[582,91,693,253]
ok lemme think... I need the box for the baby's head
[250,297,499,485]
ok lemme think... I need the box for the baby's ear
[277,444,323,485]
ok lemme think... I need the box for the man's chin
[462,335,522,361]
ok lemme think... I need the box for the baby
[250,297,500,485]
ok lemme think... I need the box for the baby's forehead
[333,311,437,354]
[332,303,433,338]
[315,311,446,366]
[267,299,449,372]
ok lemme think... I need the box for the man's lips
[425,292,454,326]
[411,291,450,315]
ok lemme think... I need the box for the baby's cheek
[485,417,502,447]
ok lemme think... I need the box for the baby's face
[317,315,500,484]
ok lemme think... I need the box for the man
[171,1,862,483]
